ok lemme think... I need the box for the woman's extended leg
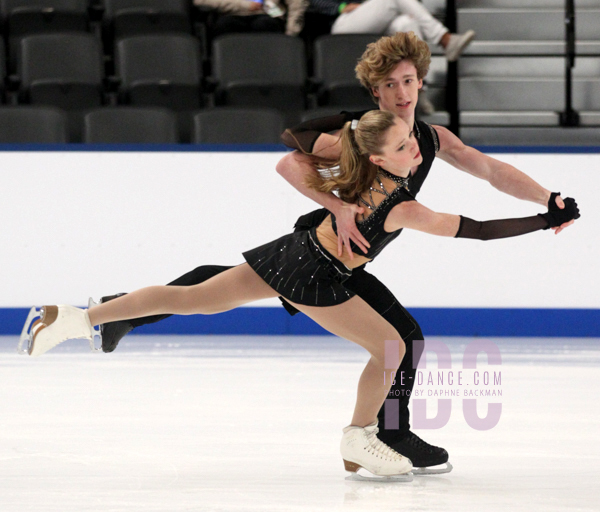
[88,264,279,327]
[288,296,406,428]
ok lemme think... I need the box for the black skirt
[243,228,355,307]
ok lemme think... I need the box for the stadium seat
[300,106,449,128]
[192,108,285,144]
[1,0,89,37]
[102,0,191,40]
[0,106,68,142]
[210,34,307,124]
[114,34,203,111]
[1,0,91,71]
[83,106,179,143]
[15,33,104,110]
[312,34,379,108]
[0,38,5,100]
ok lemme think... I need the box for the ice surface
[0,336,598,512]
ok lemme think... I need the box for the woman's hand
[548,193,578,234]
[333,202,370,259]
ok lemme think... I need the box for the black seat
[1,0,90,71]
[16,33,104,110]
[83,107,178,143]
[192,108,285,144]
[1,0,89,36]
[0,38,6,99]
[211,34,307,124]
[312,34,380,108]
[115,34,203,111]
[0,106,68,142]
[102,0,191,40]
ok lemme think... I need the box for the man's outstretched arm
[434,125,575,234]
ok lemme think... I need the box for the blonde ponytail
[306,110,396,203]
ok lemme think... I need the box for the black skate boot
[390,431,452,475]
[99,293,133,353]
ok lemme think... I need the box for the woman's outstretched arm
[386,198,580,239]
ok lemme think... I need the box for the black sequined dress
[243,228,355,307]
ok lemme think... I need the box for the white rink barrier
[0,148,597,336]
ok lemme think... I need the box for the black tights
[127,263,423,442]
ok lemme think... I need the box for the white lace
[363,426,404,461]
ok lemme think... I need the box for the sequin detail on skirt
[243,228,355,307]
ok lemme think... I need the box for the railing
[445,0,581,133]
[560,0,579,126]
[444,0,459,136]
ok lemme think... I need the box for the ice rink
[1,334,598,512]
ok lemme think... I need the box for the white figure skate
[18,304,101,356]
[340,422,413,482]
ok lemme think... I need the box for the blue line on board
[1,307,598,338]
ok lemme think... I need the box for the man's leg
[385,13,423,39]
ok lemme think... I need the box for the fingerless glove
[538,197,580,229]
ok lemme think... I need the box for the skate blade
[17,306,42,355]
[345,469,414,483]
[87,297,103,352]
[412,462,453,476]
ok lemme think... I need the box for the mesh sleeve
[281,114,348,152]
[455,215,549,240]
[280,109,373,152]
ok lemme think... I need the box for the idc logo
[384,339,503,431]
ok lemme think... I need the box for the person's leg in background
[332,0,475,62]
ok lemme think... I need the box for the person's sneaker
[389,431,452,474]
[444,30,476,62]
[99,293,133,353]
[341,421,412,477]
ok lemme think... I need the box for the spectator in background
[195,0,308,38]
[309,0,475,62]
[305,0,474,114]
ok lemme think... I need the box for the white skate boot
[340,422,413,482]
[18,305,97,356]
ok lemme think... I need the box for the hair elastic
[350,119,359,130]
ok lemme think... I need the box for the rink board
[0,144,598,337]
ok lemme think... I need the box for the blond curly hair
[355,32,431,103]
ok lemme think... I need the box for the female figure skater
[23,110,579,479]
